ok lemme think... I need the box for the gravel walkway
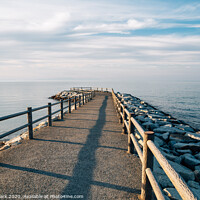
[0,93,141,200]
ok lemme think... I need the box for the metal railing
[111,89,196,200]
[0,92,95,140]
[70,87,112,93]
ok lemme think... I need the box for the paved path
[0,93,141,200]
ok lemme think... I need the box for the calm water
[0,81,199,140]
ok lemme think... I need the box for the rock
[194,170,200,182]
[174,156,183,164]
[162,151,177,162]
[0,141,5,148]
[160,147,171,154]
[168,160,195,181]
[175,124,195,132]
[188,180,200,189]
[182,155,200,170]
[142,121,159,130]
[190,188,200,200]
[154,136,165,147]
[168,140,177,149]
[155,174,173,188]
[161,132,170,141]
[195,152,200,160]
[5,136,22,146]
[156,121,171,126]
[136,115,148,123]
[185,132,200,141]
[176,149,192,155]
[163,188,181,200]
[173,142,200,153]
[0,145,10,151]
[153,126,185,134]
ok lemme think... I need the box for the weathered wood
[130,133,143,162]
[121,105,127,134]
[27,107,33,139]
[82,94,85,105]
[147,140,196,200]
[48,103,52,126]
[131,117,145,138]
[69,98,71,113]
[74,96,77,110]
[145,168,165,200]
[128,113,135,154]
[60,100,64,120]
[79,95,81,107]
[141,131,154,200]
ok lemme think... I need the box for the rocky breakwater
[49,90,80,101]
[117,92,200,200]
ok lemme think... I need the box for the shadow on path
[61,96,108,199]
[0,163,139,194]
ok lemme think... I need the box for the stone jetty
[117,92,200,199]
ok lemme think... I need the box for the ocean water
[0,81,199,140]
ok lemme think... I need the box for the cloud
[0,0,200,81]
[73,18,157,34]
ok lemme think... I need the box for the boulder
[163,188,181,200]
[175,124,195,132]
[160,132,170,142]
[153,126,185,134]
[155,174,173,188]
[162,151,178,162]
[182,154,200,170]
[142,121,159,130]
[187,180,200,189]
[190,188,200,200]
[176,149,192,155]
[168,160,195,181]
[154,136,165,147]
[194,152,200,160]
[185,132,200,141]
[194,170,200,182]
[173,142,200,153]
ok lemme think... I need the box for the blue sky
[0,0,200,81]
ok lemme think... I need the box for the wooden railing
[70,87,112,93]
[111,89,197,200]
[0,92,95,140]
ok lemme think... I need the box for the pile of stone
[117,92,200,200]
[49,90,80,100]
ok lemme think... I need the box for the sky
[0,0,200,82]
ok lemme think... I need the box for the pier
[0,88,198,200]
[0,91,141,199]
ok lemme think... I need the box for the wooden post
[141,131,154,200]
[82,94,85,105]
[128,113,135,154]
[48,103,52,126]
[69,98,71,113]
[79,95,81,107]
[119,103,123,124]
[121,105,127,134]
[27,107,33,139]
[75,96,77,110]
[60,99,64,120]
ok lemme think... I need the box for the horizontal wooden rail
[0,111,28,122]
[111,89,196,200]
[147,140,196,200]
[0,90,94,141]
[130,133,143,162]
[130,117,145,138]
[146,168,165,200]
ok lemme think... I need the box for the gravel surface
[0,93,141,200]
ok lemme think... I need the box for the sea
[0,81,199,141]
